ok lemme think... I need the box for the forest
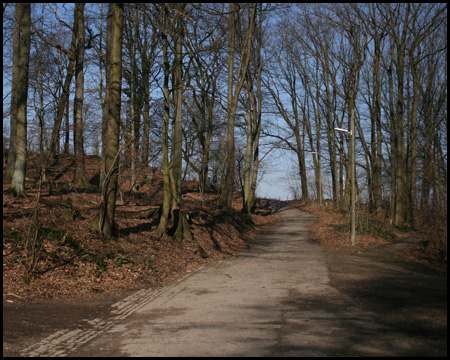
[3,4,447,260]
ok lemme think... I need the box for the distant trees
[27,3,94,186]
[182,8,223,205]
[264,3,447,227]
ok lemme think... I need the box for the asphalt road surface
[17,205,442,357]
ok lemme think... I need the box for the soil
[3,155,447,357]
[325,251,447,356]
[292,201,447,357]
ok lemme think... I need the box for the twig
[5,293,25,299]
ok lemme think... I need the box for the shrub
[415,206,447,260]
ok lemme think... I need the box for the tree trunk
[243,6,263,213]
[72,3,89,186]
[408,53,419,223]
[219,3,237,209]
[141,64,151,165]
[370,23,383,214]
[89,3,124,237]
[386,3,411,227]
[171,5,185,208]
[324,68,338,202]
[140,22,157,166]
[7,3,31,198]
[156,4,172,238]
[242,84,253,212]
[220,3,257,209]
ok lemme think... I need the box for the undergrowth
[328,208,396,241]
[415,206,447,261]
[3,225,136,278]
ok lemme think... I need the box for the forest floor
[3,153,280,303]
[3,154,447,356]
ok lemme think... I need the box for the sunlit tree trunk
[72,3,89,186]
[220,3,257,209]
[89,3,124,237]
[156,4,172,238]
[7,3,31,198]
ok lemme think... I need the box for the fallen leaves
[3,155,280,303]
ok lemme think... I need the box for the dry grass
[289,201,393,252]
[289,200,447,274]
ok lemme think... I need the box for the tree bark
[7,3,31,198]
[219,3,237,209]
[156,4,172,238]
[89,3,124,237]
[171,4,185,208]
[220,3,257,209]
[369,13,383,214]
[242,4,263,214]
[72,3,89,186]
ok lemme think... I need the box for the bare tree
[219,3,257,209]
[182,9,223,205]
[153,3,193,240]
[29,5,78,172]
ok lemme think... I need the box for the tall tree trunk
[220,3,257,209]
[242,84,252,211]
[127,17,138,192]
[99,3,107,188]
[141,65,151,165]
[156,4,172,238]
[64,97,70,154]
[247,83,262,213]
[158,4,192,241]
[386,3,410,227]
[408,53,419,223]
[37,64,47,182]
[171,5,185,209]
[243,3,263,214]
[292,93,308,201]
[7,3,31,198]
[370,32,383,214]
[72,3,89,186]
[420,80,435,208]
[393,55,407,227]
[89,3,124,237]
[140,23,157,166]
[219,3,237,209]
[324,68,338,202]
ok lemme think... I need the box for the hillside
[3,153,278,302]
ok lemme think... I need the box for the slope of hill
[3,153,278,302]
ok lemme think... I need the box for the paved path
[20,206,409,357]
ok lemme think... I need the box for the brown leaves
[3,154,279,303]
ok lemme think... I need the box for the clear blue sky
[255,148,295,201]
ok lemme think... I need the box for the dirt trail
[3,205,447,357]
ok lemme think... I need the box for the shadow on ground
[325,250,447,356]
